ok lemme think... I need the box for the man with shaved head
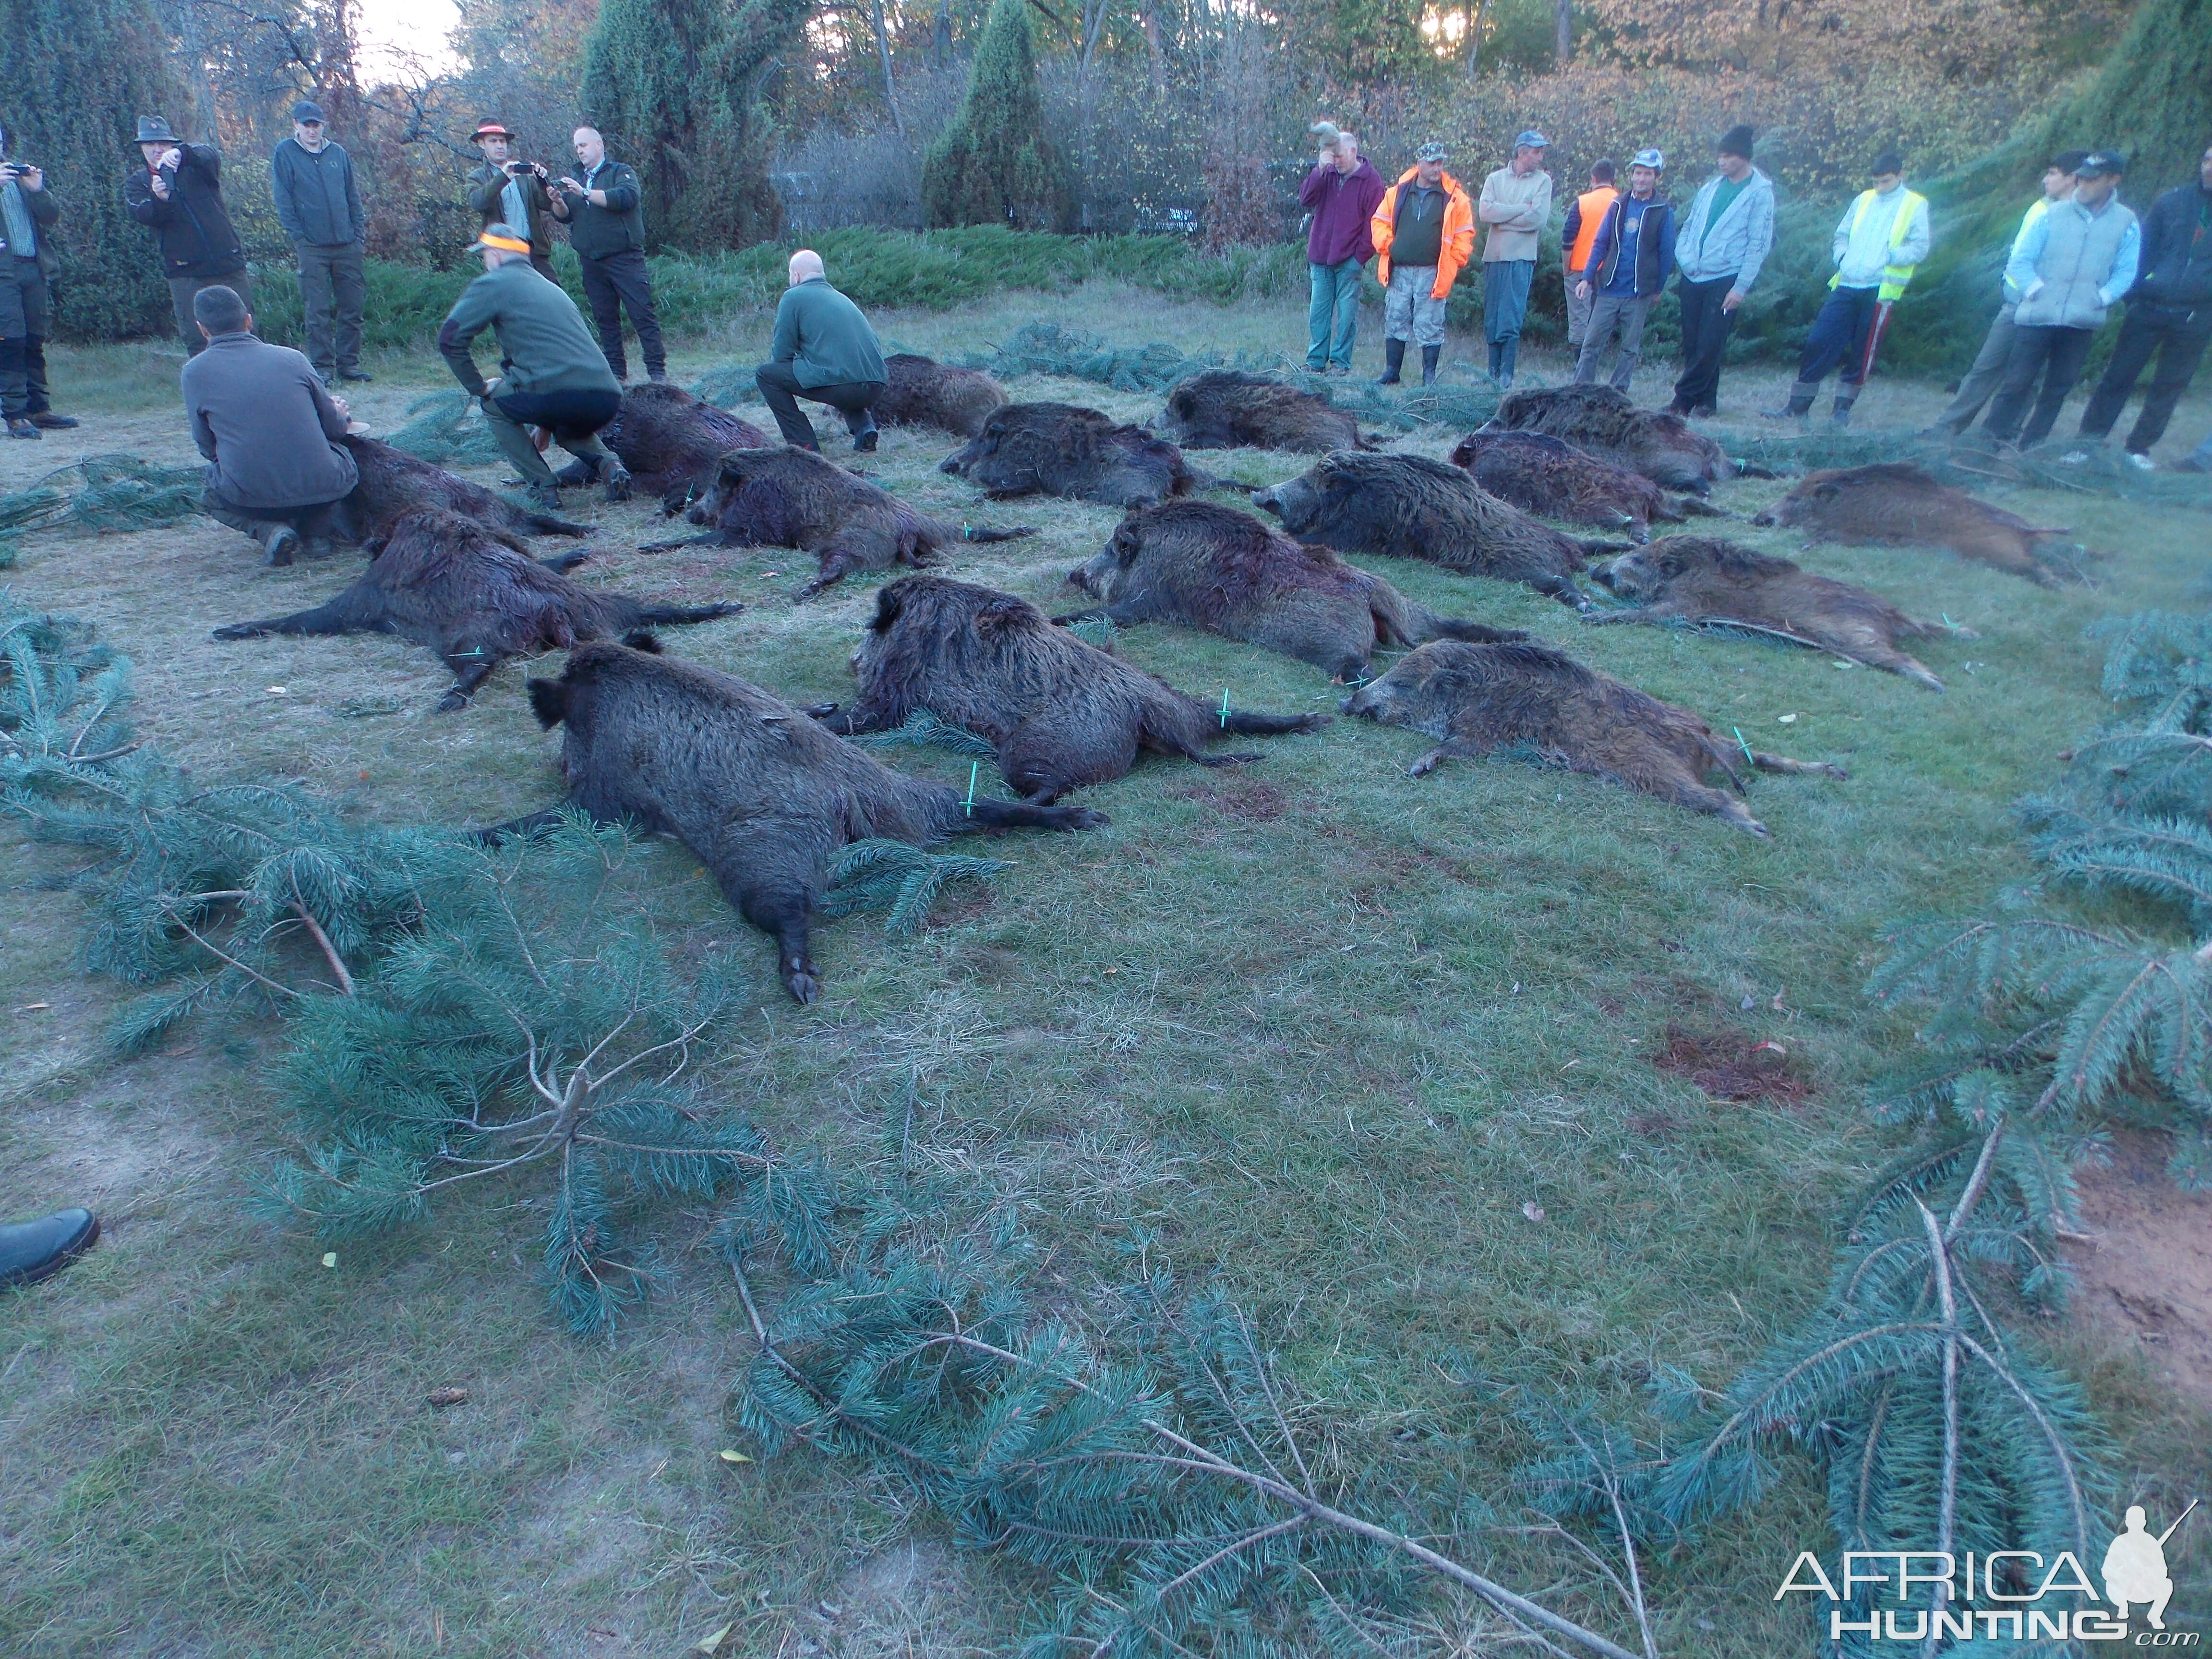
[551,125,664,383]
[754,249,887,451]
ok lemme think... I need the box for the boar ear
[526,677,569,729]
[870,584,906,631]
[974,595,1031,634]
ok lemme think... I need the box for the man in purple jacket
[1300,129,1385,375]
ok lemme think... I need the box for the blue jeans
[1482,259,1534,384]
[1308,259,1363,370]
[1796,286,1882,390]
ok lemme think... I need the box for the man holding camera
[465,120,555,280]
[271,99,370,385]
[0,123,76,438]
[550,126,665,383]
[125,116,251,356]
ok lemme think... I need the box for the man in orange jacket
[1371,143,1474,386]
[1561,159,1620,354]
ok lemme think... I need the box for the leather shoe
[6,415,39,439]
[264,524,299,566]
[338,369,374,383]
[29,411,78,429]
[0,1207,100,1288]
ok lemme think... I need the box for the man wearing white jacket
[1667,125,1774,418]
[1766,151,1930,426]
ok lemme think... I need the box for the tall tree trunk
[867,0,902,133]
[1464,0,1488,79]
[172,0,222,140]
[1139,0,1166,97]
[1554,0,1571,64]
[932,0,952,65]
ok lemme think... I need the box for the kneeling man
[755,250,886,452]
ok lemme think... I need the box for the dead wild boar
[1488,384,1736,494]
[1449,430,1719,542]
[330,433,590,545]
[875,354,1010,438]
[814,575,1328,803]
[1341,638,1844,835]
[1589,536,1963,691]
[1749,463,2069,586]
[1250,450,1603,611]
[646,445,1034,601]
[509,637,1105,1002]
[211,509,741,710]
[1058,499,1525,683]
[938,402,1202,509]
[555,382,769,511]
[1159,370,1370,453]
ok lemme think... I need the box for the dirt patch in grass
[2067,1131,2212,1417]
[1648,1024,1810,1105]
[1175,778,1292,820]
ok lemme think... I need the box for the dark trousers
[1671,273,1739,413]
[294,240,366,376]
[578,248,664,380]
[2077,307,2212,454]
[200,477,343,542]
[1982,324,2096,447]
[1796,286,1882,389]
[169,270,253,356]
[755,361,883,448]
[529,252,556,282]
[0,256,51,417]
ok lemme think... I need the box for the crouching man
[180,284,357,565]
[755,250,887,452]
[435,223,628,507]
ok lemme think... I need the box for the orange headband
[477,233,530,254]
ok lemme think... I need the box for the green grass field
[4,285,2210,1657]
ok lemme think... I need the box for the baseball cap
[2076,151,2125,177]
[291,99,325,124]
[1515,130,1550,150]
[1415,142,1449,163]
[469,223,533,254]
[1632,148,1665,169]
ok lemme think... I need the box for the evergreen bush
[920,0,1071,231]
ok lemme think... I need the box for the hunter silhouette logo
[1774,1499,2201,1643]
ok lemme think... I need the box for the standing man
[1667,126,1774,418]
[1765,151,1929,426]
[0,123,76,438]
[1981,152,2140,451]
[1477,132,1553,388]
[1560,159,1618,359]
[1370,143,1473,387]
[125,116,251,356]
[466,120,555,280]
[2068,141,2212,470]
[1574,150,1675,391]
[435,224,628,507]
[1928,152,2083,438]
[180,285,359,566]
[551,126,665,385]
[754,249,887,451]
[1299,129,1384,377]
[270,99,370,386]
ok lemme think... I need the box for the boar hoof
[783,957,822,1004]
[436,688,473,713]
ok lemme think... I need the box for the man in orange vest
[1561,159,1619,357]
[1371,142,1475,386]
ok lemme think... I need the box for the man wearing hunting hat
[466,120,556,280]
[436,222,627,509]
[125,116,251,355]
[1370,142,1473,387]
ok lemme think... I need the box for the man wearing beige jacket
[1478,131,1553,387]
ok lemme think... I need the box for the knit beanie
[1718,125,1755,161]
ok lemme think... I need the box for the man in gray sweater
[753,250,887,451]
[270,99,370,385]
[179,285,359,565]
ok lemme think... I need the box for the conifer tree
[921,0,1071,231]
[0,0,179,339]
[580,0,810,252]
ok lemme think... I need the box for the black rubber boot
[1761,382,1818,421]
[1420,345,1441,387]
[1831,393,1856,428]
[1377,338,1405,385]
[0,1208,100,1288]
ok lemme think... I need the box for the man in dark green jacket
[464,120,555,280]
[754,250,887,451]
[270,98,370,385]
[435,223,627,507]
[0,120,77,438]
[550,125,664,384]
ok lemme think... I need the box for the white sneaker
[2057,450,2090,464]
[2125,452,2155,473]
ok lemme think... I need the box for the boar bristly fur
[876,355,1010,437]
[938,402,1202,508]
[331,434,590,545]
[1160,371,1370,453]
[1750,463,2070,586]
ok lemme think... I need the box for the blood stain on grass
[1648,1024,1810,1105]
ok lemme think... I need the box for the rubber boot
[1377,338,1405,385]
[1831,392,1857,428]
[1420,345,1441,387]
[1762,381,1818,422]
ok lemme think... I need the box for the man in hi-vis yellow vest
[1766,151,1930,427]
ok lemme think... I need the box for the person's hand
[330,396,351,420]
[481,376,504,401]
[2022,279,2045,302]
[148,168,171,200]
[1575,279,1591,300]
[15,165,42,192]
[558,176,584,195]
[1721,288,1746,313]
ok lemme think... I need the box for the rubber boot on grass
[1831,390,1858,428]
[1762,381,1817,425]
[1377,338,1405,385]
[1420,345,1441,387]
